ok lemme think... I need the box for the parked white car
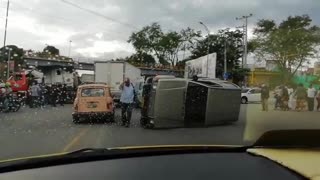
[241,88,261,104]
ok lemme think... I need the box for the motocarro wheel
[109,112,115,123]
[241,97,248,104]
[73,116,80,123]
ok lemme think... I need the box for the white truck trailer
[94,61,142,102]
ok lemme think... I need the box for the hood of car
[247,148,320,180]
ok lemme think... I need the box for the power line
[9,1,131,41]
[11,2,73,23]
[60,0,138,30]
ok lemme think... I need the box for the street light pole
[199,21,210,77]
[236,13,253,68]
[236,25,245,68]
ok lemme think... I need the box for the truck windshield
[241,89,250,93]
[81,88,104,97]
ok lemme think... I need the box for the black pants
[121,103,132,125]
[274,96,281,109]
[308,97,314,111]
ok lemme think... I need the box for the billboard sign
[184,53,216,79]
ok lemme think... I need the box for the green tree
[126,52,156,66]
[190,28,244,78]
[231,68,250,85]
[128,23,200,66]
[252,15,320,82]
[43,45,60,56]
[0,45,24,71]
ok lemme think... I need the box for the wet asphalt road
[0,102,319,161]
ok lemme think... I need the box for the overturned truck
[140,76,241,129]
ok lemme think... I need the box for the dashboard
[0,152,304,180]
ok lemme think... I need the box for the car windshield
[1,0,320,163]
[81,88,104,97]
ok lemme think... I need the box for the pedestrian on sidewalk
[307,84,316,111]
[288,85,295,110]
[274,86,282,110]
[295,84,307,111]
[119,78,136,127]
[316,89,320,111]
[281,85,289,111]
[261,83,270,111]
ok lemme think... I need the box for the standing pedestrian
[295,83,307,111]
[50,84,58,107]
[261,83,270,111]
[43,85,50,105]
[39,83,45,107]
[281,86,289,111]
[287,85,295,110]
[274,86,282,110]
[119,78,136,127]
[307,84,316,111]
[29,81,41,108]
[140,77,153,127]
[316,89,320,111]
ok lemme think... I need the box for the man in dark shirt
[261,83,270,111]
[140,78,153,127]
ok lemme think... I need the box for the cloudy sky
[0,0,319,62]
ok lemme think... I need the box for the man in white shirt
[307,84,316,111]
[119,78,136,127]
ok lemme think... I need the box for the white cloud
[95,33,103,39]
[75,40,134,57]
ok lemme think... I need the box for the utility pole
[3,0,9,48]
[68,40,72,57]
[7,48,11,79]
[2,0,10,62]
[224,40,227,77]
[199,21,210,77]
[236,14,253,68]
